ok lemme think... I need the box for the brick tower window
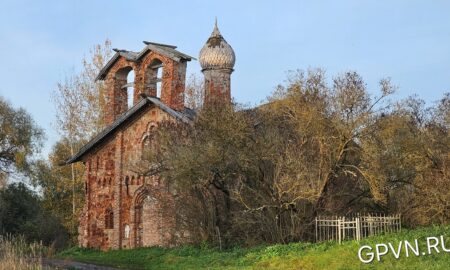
[145,59,163,98]
[156,68,162,98]
[115,66,135,114]
[126,70,135,108]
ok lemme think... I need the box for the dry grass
[0,235,48,270]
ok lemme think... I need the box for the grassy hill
[58,225,450,269]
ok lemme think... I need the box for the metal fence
[315,213,401,244]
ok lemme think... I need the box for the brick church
[66,21,235,250]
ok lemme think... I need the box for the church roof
[96,42,196,81]
[65,97,196,164]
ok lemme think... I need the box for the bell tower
[199,19,235,105]
[96,43,193,125]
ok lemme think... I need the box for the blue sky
[0,0,449,156]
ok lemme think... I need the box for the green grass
[57,225,450,269]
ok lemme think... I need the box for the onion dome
[199,19,235,70]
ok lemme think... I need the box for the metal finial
[211,17,221,37]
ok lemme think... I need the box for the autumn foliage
[140,69,450,246]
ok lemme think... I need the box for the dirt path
[42,258,126,270]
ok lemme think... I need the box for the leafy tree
[0,182,39,235]
[231,70,396,242]
[52,39,112,141]
[0,183,68,248]
[51,40,112,217]
[0,97,44,178]
[32,138,85,243]
[0,95,68,246]
[124,67,450,245]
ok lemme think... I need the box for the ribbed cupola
[199,19,235,105]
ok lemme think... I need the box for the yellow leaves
[52,39,112,143]
[14,151,26,168]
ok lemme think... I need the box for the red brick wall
[103,52,187,126]
[78,45,195,250]
[78,106,180,250]
[79,141,116,249]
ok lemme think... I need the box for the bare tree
[184,73,204,110]
[52,40,112,221]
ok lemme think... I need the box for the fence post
[342,216,346,241]
[315,217,318,242]
[338,218,342,244]
[356,217,361,241]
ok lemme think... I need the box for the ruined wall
[79,106,178,250]
[103,52,187,125]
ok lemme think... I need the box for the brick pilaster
[112,131,123,249]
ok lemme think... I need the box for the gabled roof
[66,97,196,164]
[142,41,196,62]
[96,41,196,81]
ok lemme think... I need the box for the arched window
[105,207,114,229]
[126,70,135,108]
[145,59,163,98]
[115,66,135,112]
[156,68,162,98]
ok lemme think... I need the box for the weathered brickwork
[78,106,179,250]
[104,50,188,125]
[203,69,232,104]
[73,22,235,250]
[77,44,192,250]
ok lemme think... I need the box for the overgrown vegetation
[57,225,450,270]
[0,183,68,248]
[1,41,113,249]
[0,97,69,249]
[45,40,113,242]
[137,69,450,247]
[0,96,43,179]
[0,235,48,270]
